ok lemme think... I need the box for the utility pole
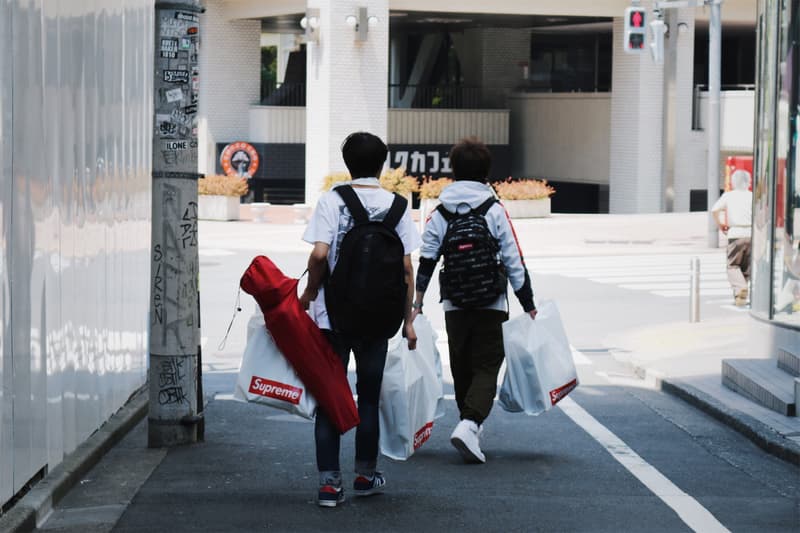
[654,0,723,247]
[706,1,722,248]
[149,0,203,447]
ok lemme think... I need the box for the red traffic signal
[623,7,647,54]
[629,9,645,28]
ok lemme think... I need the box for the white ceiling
[223,0,756,25]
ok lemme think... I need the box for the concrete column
[609,7,666,214]
[305,0,389,205]
[672,11,707,212]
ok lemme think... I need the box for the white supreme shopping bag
[379,315,444,460]
[499,300,578,416]
[233,313,317,420]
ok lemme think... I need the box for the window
[529,32,612,93]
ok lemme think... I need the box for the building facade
[200,0,757,213]
[741,0,800,401]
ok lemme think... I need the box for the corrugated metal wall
[0,0,153,507]
[247,107,510,146]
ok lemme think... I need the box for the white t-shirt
[302,177,422,329]
[711,189,753,239]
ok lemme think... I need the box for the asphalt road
[36,223,800,533]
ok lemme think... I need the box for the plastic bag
[233,314,317,420]
[379,315,443,460]
[499,300,578,415]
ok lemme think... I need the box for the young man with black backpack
[413,137,536,464]
[299,132,420,507]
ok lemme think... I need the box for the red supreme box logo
[549,378,578,406]
[249,376,303,405]
[413,422,434,450]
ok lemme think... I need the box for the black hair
[449,137,492,182]
[340,132,388,178]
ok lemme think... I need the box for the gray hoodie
[418,181,535,312]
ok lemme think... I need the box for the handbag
[379,315,443,460]
[498,300,578,415]
[233,313,317,420]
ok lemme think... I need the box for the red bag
[240,255,359,434]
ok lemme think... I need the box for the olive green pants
[445,309,508,425]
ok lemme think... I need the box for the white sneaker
[450,419,486,463]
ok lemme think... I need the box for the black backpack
[437,198,507,308]
[325,185,408,339]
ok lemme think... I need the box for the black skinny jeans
[315,331,388,483]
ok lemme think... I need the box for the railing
[259,83,508,109]
[692,83,756,132]
[260,81,306,107]
[388,84,488,109]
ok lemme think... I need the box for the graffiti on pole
[151,180,199,354]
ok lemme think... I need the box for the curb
[0,387,148,533]
[660,379,800,467]
[625,358,800,467]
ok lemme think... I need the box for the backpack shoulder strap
[334,185,369,225]
[436,203,454,222]
[474,197,497,216]
[382,193,408,230]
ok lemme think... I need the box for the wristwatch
[411,302,423,310]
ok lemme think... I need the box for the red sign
[249,376,303,405]
[220,141,260,177]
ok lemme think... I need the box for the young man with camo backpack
[412,137,537,464]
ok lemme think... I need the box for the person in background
[712,169,753,306]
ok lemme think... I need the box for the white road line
[588,275,727,283]
[558,397,730,533]
[652,288,733,298]
[619,281,731,291]
[199,248,235,257]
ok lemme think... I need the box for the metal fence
[260,82,306,107]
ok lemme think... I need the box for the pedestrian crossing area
[527,253,737,301]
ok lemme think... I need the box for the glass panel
[773,0,800,323]
[752,0,779,318]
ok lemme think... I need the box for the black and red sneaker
[317,484,345,508]
[353,472,386,497]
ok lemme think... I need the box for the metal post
[707,1,722,247]
[149,0,203,447]
[690,257,701,322]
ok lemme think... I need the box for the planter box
[501,198,551,218]
[198,195,240,221]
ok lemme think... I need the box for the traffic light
[624,6,647,54]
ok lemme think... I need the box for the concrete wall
[198,0,261,174]
[1,0,152,507]
[697,91,756,152]
[248,107,509,146]
[508,93,611,184]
